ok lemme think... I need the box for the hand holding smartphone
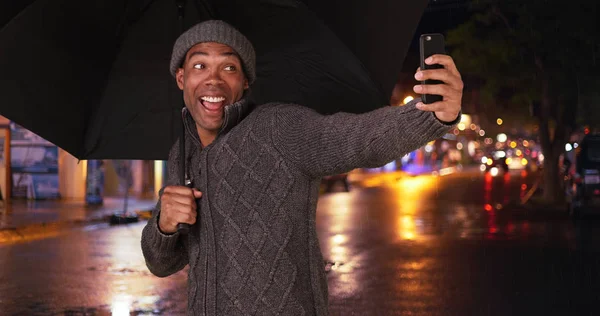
[419,33,446,104]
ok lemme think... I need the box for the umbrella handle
[176,180,193,234]
[178,106,192,235]
[177,223,190,234]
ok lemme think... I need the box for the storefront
[0,116,166,203]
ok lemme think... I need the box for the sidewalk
[0,197,156,244]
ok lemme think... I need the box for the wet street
[2,169,600,315]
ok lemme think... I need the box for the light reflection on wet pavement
[319,170,600,315]
[1,169,600,315]
[0,223,189,315]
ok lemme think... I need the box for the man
[141,20,463,315]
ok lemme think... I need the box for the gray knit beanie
[169,20,256,84]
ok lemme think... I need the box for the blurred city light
[497,133,507,142]
[521,158,528,166]
[401,215,416,240]
[510,141,517,148]
[470,124,477,130]
[479,129,485,136]
[458,123,466,131]
[481,157,488,164]
[403,96,414,104]
[565,143,573,152]
[112,294,132,316]
[522,140,530,147]
[496,118,503,125]
[479,164,487,172]
[516,149,522,156]
[456,143,463,150]
[490,167,499,177]
[460,114,471,125]
[574,143,579,148]
[154,160,163,197]
[332,234,347,244]
[468,141,477,156]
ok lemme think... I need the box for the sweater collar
[182,98,253,147]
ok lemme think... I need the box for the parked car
[481,151,509,174]
[564,134,600,218]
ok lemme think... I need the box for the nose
[205,68,224,86]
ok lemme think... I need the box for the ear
[243,77,249,90]
[176,68,185,90]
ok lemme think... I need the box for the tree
[446,0,600,203]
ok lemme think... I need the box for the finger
[164,198,197,214]
[164,192,198,207]
[192,189,203,199]
[415,100,448,112]
[170,210,197,225]
[425,54,460,77]
[164,185,197,195]
[413,83,454,97]
[415,69,462,90]
[175,207,197,221]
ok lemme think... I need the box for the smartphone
[419,33,446,104]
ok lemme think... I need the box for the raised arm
[272,53,463,178]
[271,100,459,178]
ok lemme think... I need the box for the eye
[224,65,237,71]
[193,63,205,70]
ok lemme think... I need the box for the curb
[0,209,154,245]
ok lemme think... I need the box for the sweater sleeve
[140,139,189,277]
[271,99,460,178]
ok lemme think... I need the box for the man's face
[176,42,249,134]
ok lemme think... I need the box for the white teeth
[201,96,225,103]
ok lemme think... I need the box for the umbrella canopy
[0,0,428,160]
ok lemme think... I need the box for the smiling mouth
[200,96,226,113]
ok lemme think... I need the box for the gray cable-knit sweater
[141,98,458,315]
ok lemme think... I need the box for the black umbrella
[0,0,428,160]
